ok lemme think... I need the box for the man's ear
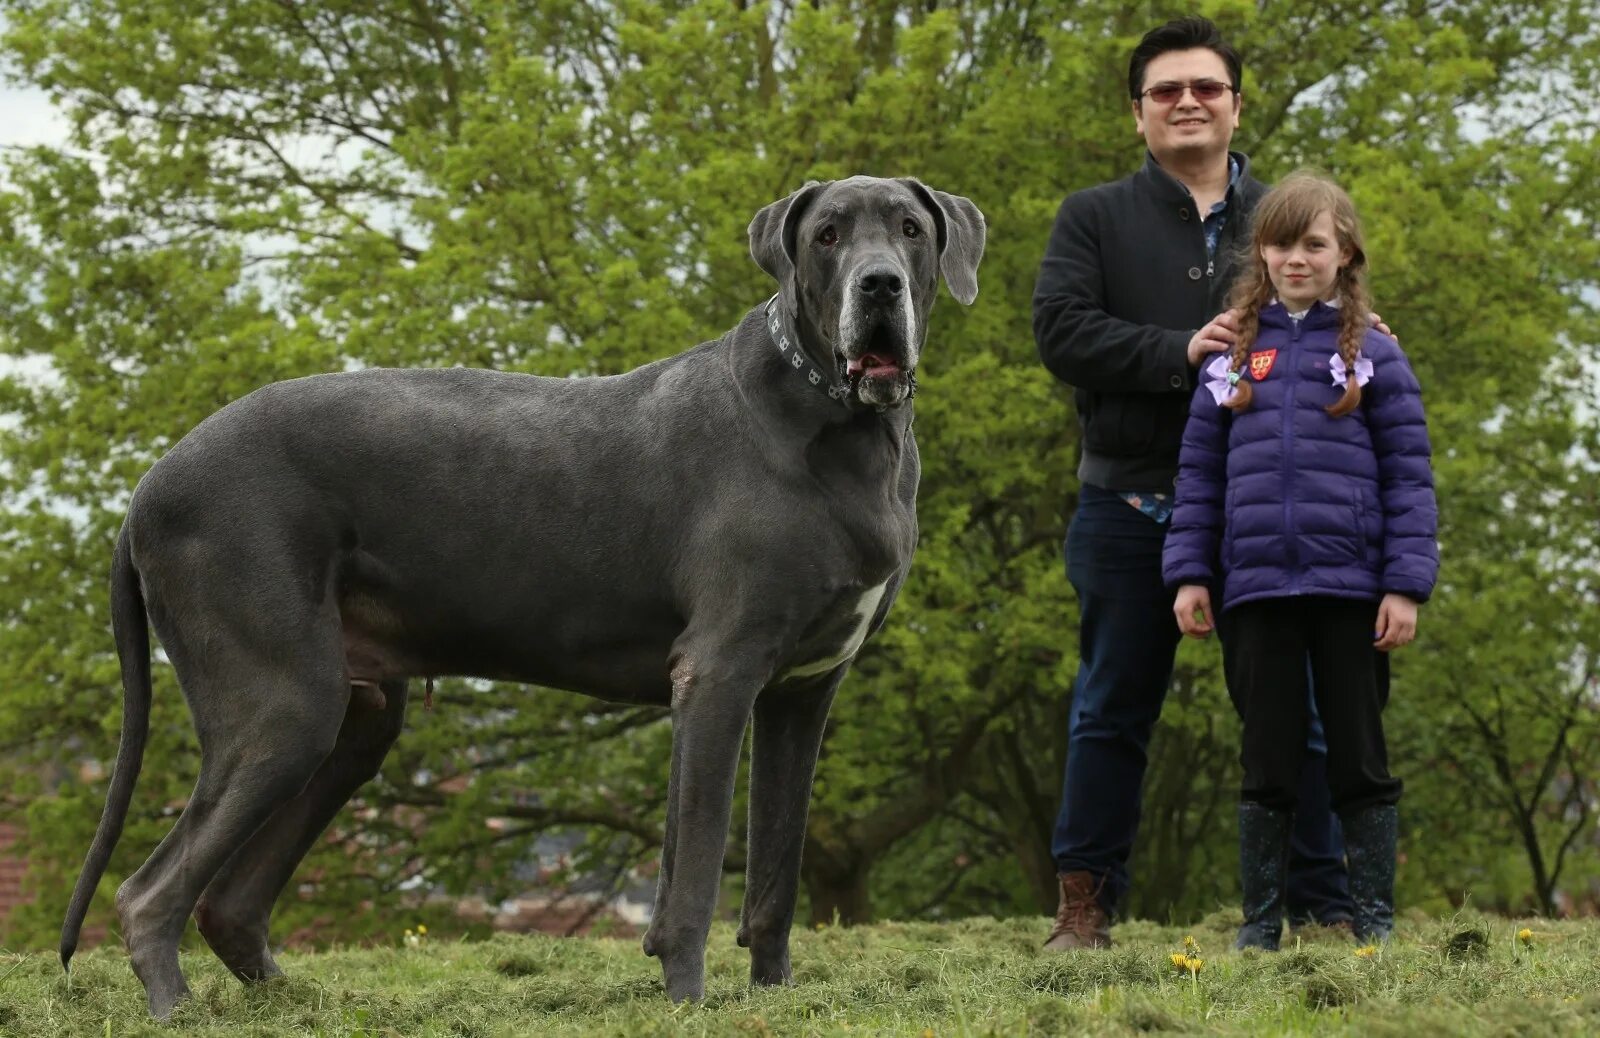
[748,181,828,307]
[899,178,987,305]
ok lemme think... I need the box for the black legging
[1219,596,1402,813]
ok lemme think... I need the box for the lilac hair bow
[1330,351,1374,388]
[1202,352,1242,405]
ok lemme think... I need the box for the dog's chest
[778,580,891,682]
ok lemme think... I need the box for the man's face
[1132,48,1241,162]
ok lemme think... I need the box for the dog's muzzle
[840,265,917,406]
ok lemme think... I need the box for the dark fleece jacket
[1034,151,1268,491]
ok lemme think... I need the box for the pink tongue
[848,353,900,377]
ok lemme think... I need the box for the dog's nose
[857,267,904,302]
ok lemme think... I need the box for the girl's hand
[1174,584,1215,638]
[1374,594,1419,650]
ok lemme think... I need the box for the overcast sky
[1,6,68,148]
[0,82,68,381]
[0,82,68,150]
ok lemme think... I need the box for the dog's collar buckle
[765,295,851,405]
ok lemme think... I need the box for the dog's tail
[60,525,152,971]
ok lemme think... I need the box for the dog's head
[748,176,985,408]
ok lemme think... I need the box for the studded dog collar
[765,295,854,405]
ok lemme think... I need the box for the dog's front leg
[736,671,843,986]
[642,652,766,1002]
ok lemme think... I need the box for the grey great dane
[60,175,984,1019]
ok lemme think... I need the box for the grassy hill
[3,913,1598,1036]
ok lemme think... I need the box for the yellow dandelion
[921,1030,935,1038]
[1186,957,1204,972]
[1170,952,1189,968]
[404,928,413,937]
[417,924,428,936]
[1516,927,1533,944]
[1183,935,1198,952]
[1354,945,1378,958]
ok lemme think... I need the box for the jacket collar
[1260,299,1342,331]
[1138,150,1252,204]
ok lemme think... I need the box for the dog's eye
[817,226,838,247]
[903,219,921,238]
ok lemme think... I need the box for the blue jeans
[1051,485,1352,922]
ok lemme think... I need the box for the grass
[2,911,1598,1036]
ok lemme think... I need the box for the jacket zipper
[1190,194,1216,280]
[1282,317,1301,593]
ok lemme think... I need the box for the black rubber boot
[1341,804,1399,943]
[1235,802,1293,951]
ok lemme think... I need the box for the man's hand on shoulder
[1187,309,1241,367]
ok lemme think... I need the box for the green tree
[2,0,1596,955]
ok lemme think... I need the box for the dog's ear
[900,179,986,305]
[748,181,828,296]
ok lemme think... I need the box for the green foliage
[1,0,1597,953]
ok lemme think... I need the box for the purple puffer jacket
[1162,301,1438,610]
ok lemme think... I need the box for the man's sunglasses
[1138,79,1237,105]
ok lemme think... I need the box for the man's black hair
[1128,16,1242,100]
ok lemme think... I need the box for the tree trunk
[795,687,1029,926]
[1013,830,1061,915]
[803,857,872,927]
[968,728,1062,914]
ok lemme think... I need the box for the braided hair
[1220,171,1372,417]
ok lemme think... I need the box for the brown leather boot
[1043,870,1111,951]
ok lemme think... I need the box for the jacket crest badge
[1248,349,1278,381]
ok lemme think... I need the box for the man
[1032,15,1355,949]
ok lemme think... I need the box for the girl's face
[1260,210,1352,311]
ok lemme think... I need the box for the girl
[1161,171,1437,951]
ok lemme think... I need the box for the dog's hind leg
[736,672,842,986]
[195,678,408,982]
[114,626,347,1020]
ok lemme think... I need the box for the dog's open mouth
[841,323,911,382]
[839,323,915,406]
[846,352,903,380]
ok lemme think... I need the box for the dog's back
[123,358,743,701]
